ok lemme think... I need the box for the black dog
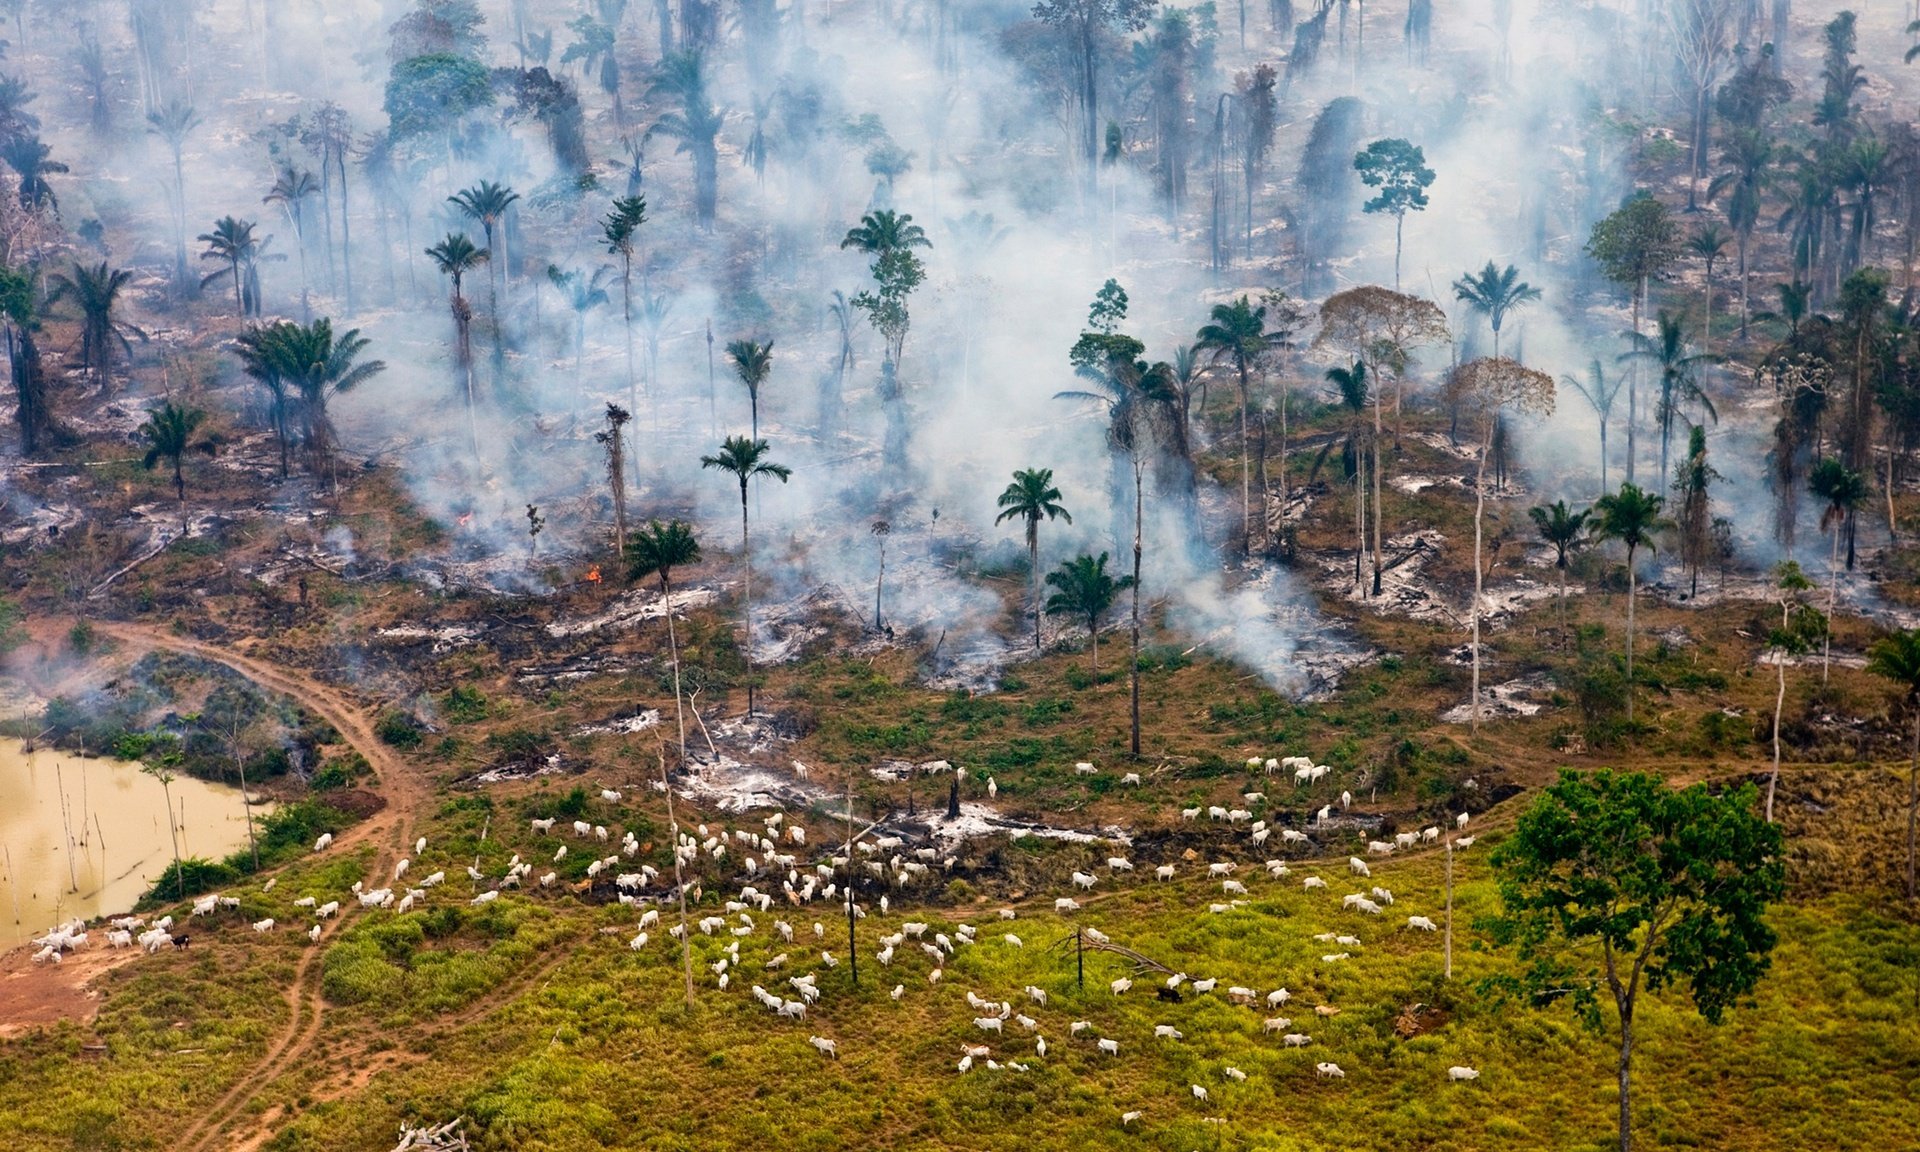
[172,934,191,950]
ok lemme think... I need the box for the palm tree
[138,401,214,503]
[1195,296,1273,552]
[1,136,66,213]
[199,216,261,312]
[1528,500,1590,623]
[995,468,1073,651]
[1809,458,1868,683]
[1451,261,1541,358]
[264,164,319,320]
[1045,552,1133,675]
[1311,359,1371,589]
[426,233,489,458]
[1688,224,1728,342]
[0,262,53,456]
[145,98,200,292]
[1592,482,1673,722]
[449,180,521,356]
[233,325,295,477]
[602,194,648,455]
[1766,560,1815,824]
[1621,311,1721,482]
[839,209,930,256]
[648,52,723,228]
[626,519,702,764]
[1865,627,1920,900]
[701,437,791,716]
[1564,359,1624,492]
[595,403,631,559]
[47,262,145,386]
[548,265,610,374]
[726,338,774,439]
[241,318,386,489]
[871,519,891,631]
[1708,128,1773,337]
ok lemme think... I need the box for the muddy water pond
[0,740,258,946]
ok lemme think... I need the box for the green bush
[375,709,425,748]
[68,620,95,654]
[143,856,240,904]
[311,752,369,791]
[443,685,489,723]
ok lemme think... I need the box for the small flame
[585,566,602,584]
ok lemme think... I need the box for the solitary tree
[595,403,632,558]
[1866,628,1920,899]
[264,164,319,320]
[626,519,702,764]
[47,262,145,386]
[1671,424,1720,597]
[1809,458,1867,683]
[1765,561,1816,823]
[1586,196,1682,483]
[1353,137,1435,289]
[1045,552,1133,674]
[141,762,186,901]
[1528,499,1590,623]
[700,436,791,716]
[602,195,648,442]
[1487,769,1785,1152]
[995,468,1073,651]
[726,338,774,439]
[198,216,273,316]
[1457,357,1555,731]
[1451,261,1540,359]
[239,318,386,489]
[426,232,489,458]
[1688,224,1728,342]
[1592,481,1673,721]
[1195,295,1274,552]
[1564,358,1624,492]
[146,98,201,292]
[138,401,215,503]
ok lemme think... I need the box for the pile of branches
[391,1119,469,1152]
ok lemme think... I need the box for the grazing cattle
[1070,871,1097,890]
[975,1017,1004,1033]
[1107,856,1133,872]
[1266,860,1290,876]
[1004,934,1023,948]
[252,918,275,933]
[1267,987,1292,1007]
[1121,773,1141,786]
[1155,864,1177,881]
[1110,978,1133,996]
[1371,886,1395,905]
[172,934,192,950]
[1407,916,1439,931]
[1251,828,1272,846]
[308,924,322,942]
[1154,1025,1183,1040]
[531,818,556,833]
[1422,826,1441,843]
[1225,1067,1247,1082]
[1283,1033,1311,1047]
[1348,857,1371,877]
[1208,862,1235,877]
[1449,1066,1480,1081]
[1156,986,1182,1004]
[1098,1038,1119,1055]
[1316,1062,1346,1078]
[1222,879,1248,895]
[1054,898,1080,912]
[1395,832,1418,850]
[1262,1016,1292,1034]
[1121,1110,1141,1125]
[1303,877,1328,891]
[313,833,333,852]
[809,1036,837,1059]
[1207,806,1229,821]
[1191,978,1217,994]
[1282,829,1310,845]
[1181,807,1202,821]
[1456,835,1475,848]
[1190,1084,1209,1101]
[1457,812,1471,828]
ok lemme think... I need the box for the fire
[584,566,602,584]
[456,512,474,529]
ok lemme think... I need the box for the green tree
[1592,481,1673,721]
[840,209,931,257]
[726,339,774,439]
[47,262,145,385]
[1,135,66,213]
[233,325,295,477]
[1045,552,1133,675]
[1195,295,1275,552]
[548,264,610,374]
[237,319,386,488]
[602,195,648,443]
[264,165,319,321]
[1865,627,1920,899]
[1486,768,1785,1152]
[384,53,494,144]
[841,211,930,365]
[0,262,53,456]
[1707,128,1774,337]
[1586,196,1682,483]
[426,232,489,458]
[1353,137,1436,289]
[1671,424,1721,597]
[1688,224,1728,342]
[1564,358,1624,491]
[626,519,702,764]
[995,468,1073,651]
[1621,310,1721,482]
[1030,0,1158,185]
[1528,499,1590,622]
[700,436,791,716]
[449,180,521,360]
[198,216,275,316]
[1311,359,1372,589]
[138,401,214,503]
[1451,261,1540,359]
[1808,457,1867,683]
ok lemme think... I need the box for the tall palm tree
[1451,261,1541,358]
[726,338,774,439]
[700,436,791,716]
[1311,359,1372,589]
[138,401,214,503]
[449,180,521,356]
[626,519,702,764]
[1688,224,1728,343]
[264,164,319,320]
[1,136,66,213]
[1528,499,1590,622]
[648,52,723,228]
[426,233,489,459]
[1044,552,1133,675]
[1621,311,1721,482]
[1708,128,1773,337]
[47,262,145,386]
[1564,359,1624,492]
[602,194,648,458]
[1195,295,1273,552]
[233,324,294,477]
[839,209,930,256]
[145,98,200,292]
[1592,482,1673,722]
[0,262,53,456]
[199,215,263,314]
[1809,458,1868,683]
[548,264,610,374]
[1865,627,1920,900]
[995,468,1073,651]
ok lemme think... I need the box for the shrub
[143,857,239,904]
[443,685,489,723]
[376,709,424,748]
